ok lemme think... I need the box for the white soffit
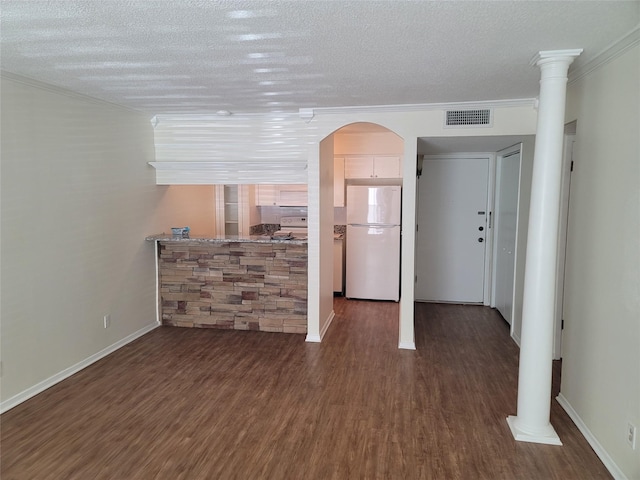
[1,1,638,115]
[418,135,532,155]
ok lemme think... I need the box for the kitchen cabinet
[373,156,402,178]
[278,184,307,206]
[344,155,402,179]
[344,156,371,179]
[254,157,345,208]
[256,185,278,206]
[215,185,256,236]
[333,236,344,294]
[334,156,345,207]
[256,184,307,206]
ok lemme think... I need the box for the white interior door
[493,147,521,325]
[415,157,489,303]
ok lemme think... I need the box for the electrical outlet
[627,423,637,450]
[103,314,111,329]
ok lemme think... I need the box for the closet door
[493,148,521,325]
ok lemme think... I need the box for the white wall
[334,130,403,155]
[0,75,204,409]
[560,44,640,479]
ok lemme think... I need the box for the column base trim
[507,415,563,445]
[398,341,416,350]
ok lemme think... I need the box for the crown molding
[569,24,640,85]
[307,98,537,116]
[0,70,147,115]
[153,98,536,125]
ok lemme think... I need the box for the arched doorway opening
[311,121,405,344]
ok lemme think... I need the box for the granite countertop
[145,233,307,244]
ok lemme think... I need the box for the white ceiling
[1,1,638,115]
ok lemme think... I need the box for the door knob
[478,237,484,243]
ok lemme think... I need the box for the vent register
[445,109,492,127]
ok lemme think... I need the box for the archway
[307,121,407,344]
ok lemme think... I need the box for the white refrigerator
[346,185,401,301]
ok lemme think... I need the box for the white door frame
[553,129,575,359]
[491,144,523,335]
[485,154,497,306]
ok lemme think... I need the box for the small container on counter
[171,227,190,238]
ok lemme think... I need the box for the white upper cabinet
[256,185,278,206]
[344,155,402,179]
[344,156,373,179]
[257,159,344,207]
[256,184,308,206]
[278,184,308,206]
[373,156,402,178]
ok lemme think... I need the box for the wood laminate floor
[1,299,611,479]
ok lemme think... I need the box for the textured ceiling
[1,1,638,115]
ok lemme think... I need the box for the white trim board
[556,393,629,480]
[0,322,160,414]
[308,98,537,116]
[306,310,335,343]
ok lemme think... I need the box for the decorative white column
[507,49,582,445]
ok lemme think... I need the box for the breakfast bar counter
[145,233,307,244]
[146,234,308,334]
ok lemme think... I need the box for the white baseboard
[305,310,335,343]
[556,393,628,480]
[0,322,160,414]
[398,341,416,350]
[319,310,335,339]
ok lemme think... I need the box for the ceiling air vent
[445,109,492,128]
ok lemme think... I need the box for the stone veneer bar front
[150,236,307,334]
